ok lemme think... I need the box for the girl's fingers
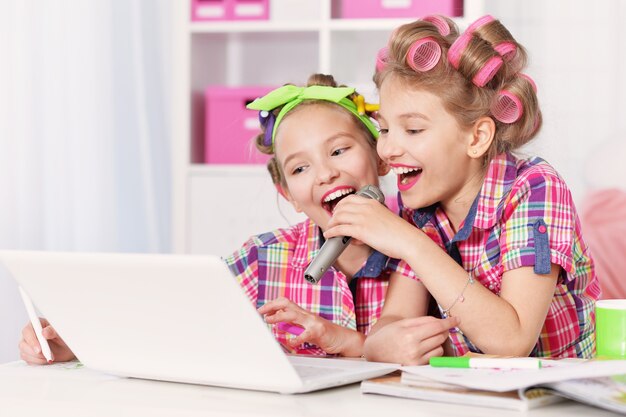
[414,332,449,356]
[21,325,39,349]
[258,297,298,314]
[19,348,46,365]
[264,310,300,324]
[18,340,40,357]
[417,345,445,365]
[42,325,58,340]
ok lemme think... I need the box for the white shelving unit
[171,0,484,255]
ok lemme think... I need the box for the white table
[0,361,618,417]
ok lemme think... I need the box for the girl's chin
[399,192,431,211]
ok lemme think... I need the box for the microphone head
[356,185,385,203]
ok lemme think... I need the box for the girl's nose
[377,133,402,161]
[315,161,340,185]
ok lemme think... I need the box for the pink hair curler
[376,46,389,72]
[491,90,523,123]
[519,73,537,93]
[422,15,451,36]
[447,32,471,69]
[406,37,441,72]
[494,41,517,62]
[472,55,503,87]
[447,15,496,69]
[467,15,495,32]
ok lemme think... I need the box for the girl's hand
[18,319,76,365]
[325,195,422,261]
[364,316,459,365]
[258,297,363,356]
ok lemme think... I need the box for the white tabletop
[0,361,618,417]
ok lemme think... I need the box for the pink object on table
[205,86,274,164]
[276,322,304,336]
[333,0,463,19]
[580,188,626,299]
[191,0,269,22]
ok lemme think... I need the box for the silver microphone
[304,185,385,284]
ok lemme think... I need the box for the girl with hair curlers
[326,15,600,364]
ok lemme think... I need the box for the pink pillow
[580,188,626,299]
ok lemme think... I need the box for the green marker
[430,356,542,370]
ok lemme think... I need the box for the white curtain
[0,0,172,362]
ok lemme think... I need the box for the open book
[361,373,562,411]
[362,359,626,414]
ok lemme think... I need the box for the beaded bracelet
[441,272,475,318]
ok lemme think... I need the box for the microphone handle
[303,185,384,284]
[304,235,351,284]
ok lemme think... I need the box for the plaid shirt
[223,218,414,355]
[402,153,600,358]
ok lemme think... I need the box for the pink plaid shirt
[224,218,414,355]
[401,153,600,358]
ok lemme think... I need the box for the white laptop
[0,250,398,393]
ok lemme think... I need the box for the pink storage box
[205,86,274,164]
[333,0,463,19]
[191,0,269,21]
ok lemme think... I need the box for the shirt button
[488,284,495,290]
[538,225,547,233]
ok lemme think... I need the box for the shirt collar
[472,152,519,230]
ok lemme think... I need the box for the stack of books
[361,357,626,413]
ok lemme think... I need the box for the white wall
[484,0,626,203]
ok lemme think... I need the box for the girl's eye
[331,147,348,156]
[378,128,389,135]
[292,166,306,175]
[406,129,423,135]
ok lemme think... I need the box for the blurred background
[1,0,624,363]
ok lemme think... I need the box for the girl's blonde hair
[375,16,542,163]
[254,73,378,187]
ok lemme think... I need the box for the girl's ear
[377,157,390,176]
[467,116,496,158]
[275,183,303,213]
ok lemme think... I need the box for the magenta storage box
[205,86,274,164]
[333,0,463,19]
[191,0,269,21]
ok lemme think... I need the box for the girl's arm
[325,196,557,356]
[368,272,430,336]
[365,271,459,364]
[400,230,558,356]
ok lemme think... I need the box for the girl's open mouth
[321,187,356,215]
[393,166,422,191]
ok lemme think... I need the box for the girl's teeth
[393,167,420,175]
[324,188,354,203]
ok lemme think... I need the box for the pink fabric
[580,188,626,299]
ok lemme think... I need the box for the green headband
[246,84,380,149]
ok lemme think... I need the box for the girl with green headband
[224,73,457,358]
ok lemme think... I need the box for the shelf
[189,17,480,34]
[190,21,321,33]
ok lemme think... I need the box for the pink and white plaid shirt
[224,218,415,355]
[401,153,601,358]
